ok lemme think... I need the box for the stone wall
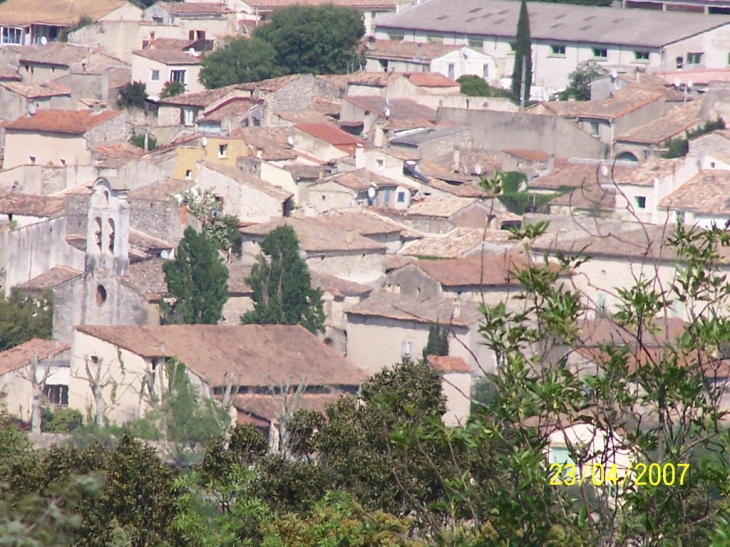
[86,114,132,148]
[384,263,441,299]
[304,250,385,284]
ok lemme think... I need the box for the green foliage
[511,0,532,105]
[0,288,53,352]
[456,74,511,98]
[241,225,325,334]
[664,117,726,158]
[172,188,241,257]
[41,408,84,434]
[160,80,186,99]
[163,227,230,324]
[484,170,561,215]
[128,132,158,151]
[199,37,279,89]
[117,81,148,110]
[558,60,609,101]
[422,322,449,360]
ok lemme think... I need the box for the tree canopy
[456,75,511,98]
[511,0,532,105]
[163,226,229,324]
[241,225,325,334]
[558,60,608,101]
[0,288,53,352]
[198,5,365,89]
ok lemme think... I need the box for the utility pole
[519,56,526,112]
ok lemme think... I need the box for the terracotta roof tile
[537,85,665,121]
[578,317,686,347]
[311,168,408,192]
[0,194,65,217]
[427,355,471,373]
[256,0,399,9]
[365,40,460,62]
[405,72,459,88]
[0,339,69,376]
[232,392,347,424]
[133,48,201,65]
[615,100,704,145]
[529,159,635,191]
[652,68,730,87]
[0,0,131,27]
[235,126,298,161]
[16,266,82,293]
[199,97,262,122]
[550,183,616,212]
[4,109,120,134]
[614,157,684,187]
[405,195,482,217]
[294,123,366,154]
[413,253,535,287]
[316,210,405,237]
[503,149,549,162]
[128,178,194,201]
[310,271,373,298]
[1,80,71,99]
[159,2,229,15]
[158,84,250,107]
[17,42,95,66]
[201,162,293,201]
[346,291,483,326]
[399,228,514,258]
[74,324,367,387]
[658,169,730,215]
[344,96,437,122]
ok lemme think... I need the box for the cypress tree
[511,0,533,105]
[422,322,450,360]
[241,225,325,334]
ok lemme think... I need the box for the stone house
[0,81,73,123]
[131,47,203,99]
[426,355,472,427]
[388,125,472,163]
[305,168,415,214]
[68,323,367,429]
[3,109,130,170]
[142,2,235,39]
[195,162,294,223]
[292,124,367,162]
[314,210,411,254]
[687,129,730,169]
[340,95,437,139]
[240,216,387,284]
[548,183,618,218]
[0,194,85,293]
[197,97,264,134]
[171,134,251,180]
[156,83,252,127]
[399,228,515,259]
[0,0,141,47]
[0,339,70,423]
[528,158,635,196]
[501,149,550,180]
[658,169,730,228]
[345,291,493,374]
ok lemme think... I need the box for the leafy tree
[483,170,562,215]
[663,118,726,158]
[0,288,53,352]
[253,5,365,77]
[163,227,229,324]
[172,188,241,258]
[199,37,278,89]
[41,408,84,434]
[128,132,158,151]
[456,74,511,98]
[117,81,148,110]
[241,225,325,334]
[558,60,609,101]
[511,0,532,105]
[160,81,186,99]
[422,322,449,360]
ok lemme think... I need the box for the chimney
[346,230,354,244]
[355,143,365,168]
[453,300,461,318]
[453,149,460,171]
[159,342,166,354]
[92,100,101,114]
[547,153,555,171]
[373,126,384,148]
[180,201,188,224]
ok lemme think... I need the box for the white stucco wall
[304,250,385,284]
[441,372,471,426]
[131,53,203,98]
[0,362,68,422]
[4,132,90,170]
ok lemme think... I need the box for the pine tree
[163,227,229,324]
[422,322,449,360]
[511,0,533,105]
[241,225,325,334]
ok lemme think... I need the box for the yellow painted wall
[172,137,250,180]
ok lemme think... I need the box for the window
[401,340,414,359]
[150,69,160,81]
[550,44,566,56]
[152,16,163,23]
[397,191,406,203]
[29,156,35,164]
[468,37,482,48]
[2,27,22,44]
[376,158,384,169]
[188,30,195,40]
[426,35,441,43]
[509,42,516,52]
[635,195,647,209]
[96,285,107,305]
[170,69,186,83]
[185,169,192,179]
[447,63,455,80]
[44,385,68,407]
[482,63,489,79]
[388,33,404,41]
[549,446,574,466]
[687,52,703,65]
[218,144,228,158]
[596,292,607,315]
[183,108,194,126]
[634,51,650,61]
[588,121,600,136]
[676,56,684,69]
[592,47,607,59]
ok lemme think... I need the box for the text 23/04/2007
[548,462,690,487]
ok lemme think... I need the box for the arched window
[108,218,115,253]
[94,217,102,253]
[615,151,639,163]
[96,285,107,306]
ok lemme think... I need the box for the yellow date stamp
[549,462,690,487]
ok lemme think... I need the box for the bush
[118,81,148,110]
[129,133,158,151]
[42,408,83,433]
[457,75,512,98]
[159,81,185,99]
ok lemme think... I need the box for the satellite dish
[201,136,208,147]
[600,165,608,177]
[383,107,391,118]
[27,103,36,116]
[474,163,482,175]
[673,78,681,88]
[287,135,294,146]
[610,69,618,79]
[367,187,376,199]
[40,36,47,45]
[160,250,169,259]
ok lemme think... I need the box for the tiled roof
[226,262,253,294]
[128,179,194,201]
[427,355,471,373]
[74,324,367,388]
[404,195,481,217]
[0,64,19,81]
[4,110,120,134]
[255,0,401,10]
[235,126,298,161]
[504,149,549,162]
[158,2,229,15]
[158,84,249,107]
[0,339,69,376]
[658,170,730,215]
[198,97,262,122]
[126,258,169,300]
[310,271,373,298]
[312,168,405,192]
[240,217,387,253]
[615,100,704,145]
[413,253,532,287]
[529,159,636,191]
[578,317,686,348]
[201,162,293,201]
[365,40,460,61]
[17,42,95,66]
[16,266,82,293]
[652,68,730,87]
[317,210,403,236]
[405,72,459,88]
[133,49,201,65]
[399,228,514,258]
[346,291,483,326]
[613,157,684,187]
[344,95,437,122]
[375,0,730,49]
[0,0,131,27]
[232,393,346,425]
[537,85,666,121]
[294,123,367,154]
[550,183,616,212]
[93,142,146,169]
[0,194,65,217]
[426,178,489,199]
